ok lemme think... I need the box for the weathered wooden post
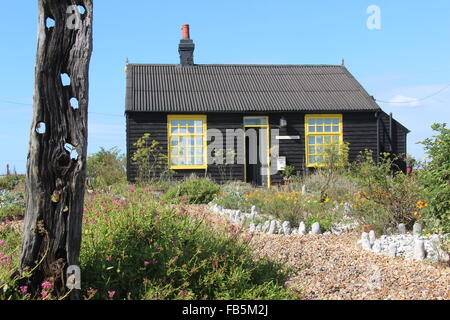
[20,0,93,299]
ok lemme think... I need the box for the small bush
[418,123,450,233]
[348,151,422,232]
[87,148,126,189]
[162,177,221,204]
[0,190,26,222]
[0,175,25,191]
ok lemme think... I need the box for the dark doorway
[245,128,262,186]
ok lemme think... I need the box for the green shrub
[0,175,25,191]
[0,205,25,221]
[162,177,221,204]
[132,133,173,184]
[87,147,126,189]
[418,123,450,233]
[0,190,26,222]
[79,187,293,300]
[348,151,422,232]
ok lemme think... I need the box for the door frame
[243,116,271,188]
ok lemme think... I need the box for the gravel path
[250,232,450,300]
[190,205,449,300]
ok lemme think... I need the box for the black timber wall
[126,111,408,184]
[126,112,245,184]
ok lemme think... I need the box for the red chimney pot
[182,24,190,39]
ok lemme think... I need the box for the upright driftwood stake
[20,0,93,299]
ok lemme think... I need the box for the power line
[376,83,450,104]
[0,98,123,117]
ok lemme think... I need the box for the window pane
[308,119,315,125]
[244,117,268,126]
[195,127,203,133]
[171,138,178,146]
[195,137,203,146]
[195,157,203,165]
[325,126,331,132]
[195,148,203,156]
[317,155,324,163]
[180,137,187,146]
[180,120,187,126]
[308,136,315,144]
[186,157,194,165]
[332,119,339,125]
[171,120,179,126]
[188,148,195,156]
[309,156,316,164]
[324,119,332,125]
[179,157,186,166]
[317,146,323,153]
[188,127,195,134]
[194,120,203,126]
[188,120,195,126]
[309,126,316,133]
[171,157,179,166]
[316,136,323,144]
[179,127,186,134]
[171,127,179,134]
[309,146,315,154]
[324,136,332,143]
[316,126,323,133]
[332,136,339,141]
[332,126,339,132]
[316,119,323,125]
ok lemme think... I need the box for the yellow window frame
[305,114,343,168]
[168,115,207,170]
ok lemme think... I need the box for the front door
[244,117,270,187]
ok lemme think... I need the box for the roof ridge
[128,63,345,68]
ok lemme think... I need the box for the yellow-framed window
[305,114,343,167]
[168,115,207,170]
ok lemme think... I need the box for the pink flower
[108,291,116,298]
[106,257,112,262]
[41,281,53,290]
[5,258,11,265]
[211,261,219,268]
[19,286,28,294]
[155,216,161,220]
[284,281,293,287]
[138,232,145,237]
[144,261,150,266]
[41,291,49,298]
[159,201,166,206]
[101,202,108,208]
[178,210,184,216]
[181,197,188,201]
[0,240,5,247]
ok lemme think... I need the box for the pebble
[311,222,321,235]
[398,224,406,235]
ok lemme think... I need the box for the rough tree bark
[20,0,93,299]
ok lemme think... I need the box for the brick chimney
[178,24,195,66]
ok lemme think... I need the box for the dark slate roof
[125,64,381,113]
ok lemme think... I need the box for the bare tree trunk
[20,0,93,299]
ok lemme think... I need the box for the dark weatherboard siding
[126,112,245,183]
[126,112,408,184]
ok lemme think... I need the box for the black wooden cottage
[125,25,409,187]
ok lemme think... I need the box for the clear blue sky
[1,0,449,174]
